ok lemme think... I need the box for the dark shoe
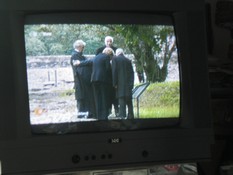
[86,113,96,119]
[77,112,89,118]
[127,115,134,119]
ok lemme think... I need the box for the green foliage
[138,106,179,118]
[138,81,180,108]
[25,24,178,82]
[112,24,177,82]
[25,37,47,56]
[134,81,180,118]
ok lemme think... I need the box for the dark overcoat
[70,50,92,100]
[112,54,134,98]
[70,50,96,116]
[91,53,113,119]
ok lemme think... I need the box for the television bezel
[24,11,181,135]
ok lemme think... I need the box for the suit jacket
[70,50,92,99]
[112,53,134,98]
[91,53,112,84]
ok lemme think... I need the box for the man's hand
[73,60,80,66]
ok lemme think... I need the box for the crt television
[0,0,213,174]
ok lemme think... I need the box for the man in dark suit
[112,48,134,119]
[70,40,95,118]
[96,36,119,117]
[91,47,114,120]
[95,36,117,55]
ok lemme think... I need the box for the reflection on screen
[24,24,180,126]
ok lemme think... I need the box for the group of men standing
[70,36,134,120]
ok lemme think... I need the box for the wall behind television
[205,0,232,60]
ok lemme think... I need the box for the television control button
[101,154,106,159]
[142,150,149,158]
[108,154,113,159]
[84,155,89,161]
[91,155,96,160]
[72,155,80,163]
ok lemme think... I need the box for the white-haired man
[91,47,115,120]
[112,48,134,119]
[95,36,117,55]
[75,47,115,120]
[96,36,119,117]
[70,39,95,118]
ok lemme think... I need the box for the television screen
[24,13,181,134]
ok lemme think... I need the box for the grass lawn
[134,106,180,119]
[133,81,180,119]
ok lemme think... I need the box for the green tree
[113,25,177,82]
[24,24,83,55]
[25,24,177,82]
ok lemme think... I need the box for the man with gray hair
[96,36,119,117]
[112,48,134,119]
[115,48,124,56]
[74,47,115,120]
[70,39,95,118]
[91,47,115,120]
[95,36,117,55]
